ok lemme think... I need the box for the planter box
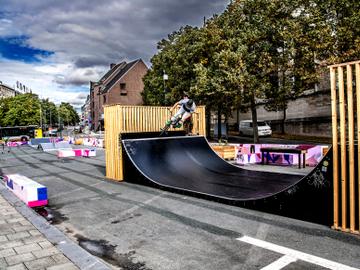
[211,145,236,160]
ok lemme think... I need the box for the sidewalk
[0,184,111,270]
[0,192,78,270]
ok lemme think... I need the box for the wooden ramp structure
[329,60,360,234]
[104,105,206,181]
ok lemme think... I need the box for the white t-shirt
[179,98,196,113]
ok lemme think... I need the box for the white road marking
[237,236,359,270]
[261,255,297,270]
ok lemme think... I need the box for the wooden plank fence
[329,60,360,234]
[104,105,206,181]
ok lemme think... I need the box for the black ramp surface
[122,136,306,201]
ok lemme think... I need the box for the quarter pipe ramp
[122,136,332,201]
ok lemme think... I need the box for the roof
[99,62,126,83]
[101,59,141,94]
[0,82,15,91]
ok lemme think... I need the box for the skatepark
[0,60,359,269]
[1,143,360,270]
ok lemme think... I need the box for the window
[120,83,127,96]
[103,95,106,103]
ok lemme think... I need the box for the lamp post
[163,70,168,105]
[39,103,43,130]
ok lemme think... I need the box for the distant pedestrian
[4,139,10,153]
[0,139,4,154]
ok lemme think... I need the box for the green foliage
[142,0,360,120]
[58,102,79,126]
[143,25,208,106]
[0,94,79,128]
[0,94,40,126]
[41,98,58,127]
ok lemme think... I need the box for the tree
[142,0,360,141]
[191,19,245,139]
[58,102,79,126]
[0,94,41,126]
[142,25,208,106]
[40,98,58,128]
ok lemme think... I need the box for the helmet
[183,92,189,98]
[185,99,193,109]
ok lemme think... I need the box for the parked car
[239,120,272,137]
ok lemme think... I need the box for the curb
[0,183,111,270]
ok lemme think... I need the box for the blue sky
[0,0,228,108]
[0,36,53,63]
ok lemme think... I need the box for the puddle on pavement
[34,206,68,225]
[75,234,151,270]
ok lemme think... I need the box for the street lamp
[163,70,168,105]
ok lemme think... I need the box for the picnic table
[260,147,307,169]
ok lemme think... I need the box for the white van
[239,120,272,137]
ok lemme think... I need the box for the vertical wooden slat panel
[118,105,124,180]
[338,66,347,231]
[356,63,360,230]
[105,105,206,181]
[329,60,360,234]
[346,65,355,232]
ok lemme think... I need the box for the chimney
[110,63,116,69]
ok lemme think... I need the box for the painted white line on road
[261,255,297,270]
[237,236,359,270]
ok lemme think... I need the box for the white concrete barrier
[57,149,96,158]
[4,174,48,207]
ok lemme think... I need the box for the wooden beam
[330,67,339,229]
[346,65,355,232]
[338,66,347,231]
[328,60,360,68]
[356,63,360,231]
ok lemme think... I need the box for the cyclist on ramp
[161,93,196,136]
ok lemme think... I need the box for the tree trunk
[250,95,259,143]
[206,110,211,138]
[217,107,222,140]
[281,106,286,134]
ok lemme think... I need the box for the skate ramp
[39,141,72,152]
[30,138,51,147]
[122,136,332,201]
[39,143,56,152]
[55,141,71,150]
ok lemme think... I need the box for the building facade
[232,89,332,138]
[90,59,148,131]
[0,81,20,99]
[81,95,91,126]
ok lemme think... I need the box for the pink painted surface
[235,144,327,166]
[28,200,48,208]
[57,150,75,158]
[73,149,82,156]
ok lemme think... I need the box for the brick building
[90,59,148,131]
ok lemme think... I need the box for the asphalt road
[1,145,359,270]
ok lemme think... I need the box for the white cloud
[0,0,229,108]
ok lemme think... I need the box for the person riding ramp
[168,92,196,129]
